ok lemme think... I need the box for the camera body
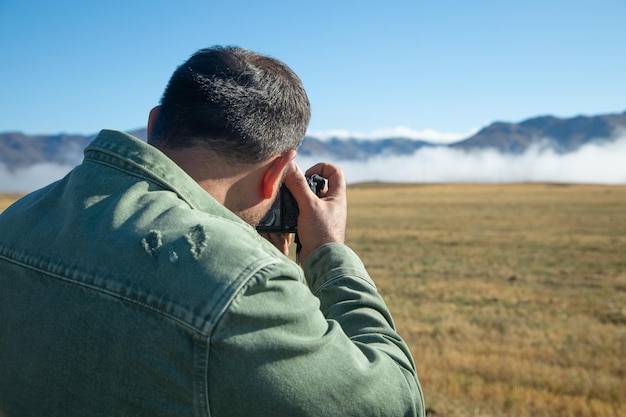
[256,174,326,233]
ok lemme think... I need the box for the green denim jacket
[0,130,424,416]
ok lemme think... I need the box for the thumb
[284,162,315,207]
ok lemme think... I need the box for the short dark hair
[149,46,311,163]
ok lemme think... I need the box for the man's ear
[147,106,161,138]
[261,150,297,199]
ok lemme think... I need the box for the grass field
[346,183,626,417]
[2,184,625,416]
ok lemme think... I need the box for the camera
[256,174,326,233]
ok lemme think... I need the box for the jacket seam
[83,153,197,209]
[0,243,281,332]
[0,249,207,335]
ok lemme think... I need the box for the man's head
[148,46,310,164]
[147,46,310,227]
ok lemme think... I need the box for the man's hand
[283,161,347,265]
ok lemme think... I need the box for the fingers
[283,162,315,205]
[304,162,346,198]
[260,161,347,264]
[283,160,348,265]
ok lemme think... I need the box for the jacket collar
[84,129,244,225]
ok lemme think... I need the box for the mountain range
[1,110,625,172]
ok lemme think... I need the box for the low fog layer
[1,135,625,194]
[0,163,75,194]
[297,135,626,185]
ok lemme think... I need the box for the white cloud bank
[2,135,625,194]
[0,163,74,193]
[296,135,626,185]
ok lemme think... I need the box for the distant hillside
[1,111,625,170]
[0,129,145,172]
[0,132,94,171]
[298,136,434,160]
[451,111,626,154]
[299,110,626,159]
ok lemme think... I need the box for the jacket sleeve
[208,243,425,417]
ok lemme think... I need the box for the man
[0,46,424,416]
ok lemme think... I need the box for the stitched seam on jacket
[83,152,197,209]
[0,245,277,337]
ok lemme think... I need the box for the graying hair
[149,46,311,163]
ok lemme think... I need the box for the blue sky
[1,0,625,142]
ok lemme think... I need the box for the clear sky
[1,0,625,142]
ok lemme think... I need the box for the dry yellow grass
[346,183,626,417]
[2,184,625,416]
